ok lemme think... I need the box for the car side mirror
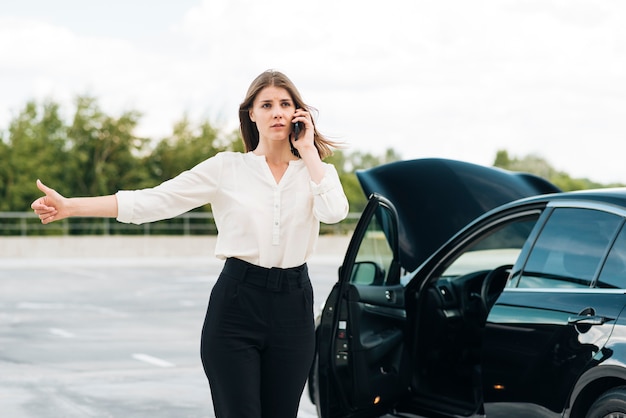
[350,261,385,285]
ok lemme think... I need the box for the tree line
[0,96,401,217]
[493,150,624,191]
[1,96,621,220]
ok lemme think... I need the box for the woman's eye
[261,103,271,108]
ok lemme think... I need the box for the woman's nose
[272,108,284,119]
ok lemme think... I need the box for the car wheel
[586,386,626,418]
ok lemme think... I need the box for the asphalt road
[0,255,342,418]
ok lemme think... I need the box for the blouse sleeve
[116,153,223,224]
[310,163,349,224]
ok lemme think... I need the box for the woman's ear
[248,110,255,122]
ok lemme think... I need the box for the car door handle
[567,315,611,326]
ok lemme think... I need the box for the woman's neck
[253,141,297,164]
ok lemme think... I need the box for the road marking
[17,302,127,317]
[132,353,175,368]
[49,328,75,338]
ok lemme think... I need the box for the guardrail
[0,212,360,236]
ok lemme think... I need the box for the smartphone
[293,121,303,140]
[293,106,303,140]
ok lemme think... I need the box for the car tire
[586,386,626,418]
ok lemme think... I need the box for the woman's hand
[291,108,316,156]
[291,109,327,183]
[31,180,68,224]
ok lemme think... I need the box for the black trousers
[201,257,315,418]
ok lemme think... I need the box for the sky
[1,0,625,183]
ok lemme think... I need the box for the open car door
[315,194,407,418]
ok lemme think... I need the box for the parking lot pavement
[0,256,340,418]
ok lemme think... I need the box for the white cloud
[1,0,625,183]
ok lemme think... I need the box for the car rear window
[517,208,621,289]
[597,224,626,288]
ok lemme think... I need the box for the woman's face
[249,85,296,144]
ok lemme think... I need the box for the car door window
[597,224,626,288]
[350,205,395,286]
[516,208,621,288]
[440,218,537,279]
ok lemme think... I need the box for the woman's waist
[221,257,309,292]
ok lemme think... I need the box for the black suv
[310,158,626,418]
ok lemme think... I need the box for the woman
[31,69,349,417]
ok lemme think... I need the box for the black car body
[311,158,626,418]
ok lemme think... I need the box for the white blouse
[116,151,349,268]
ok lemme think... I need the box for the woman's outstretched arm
[31,179,118,224]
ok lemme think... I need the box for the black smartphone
[293,106,303,140]
[293,120,303,140]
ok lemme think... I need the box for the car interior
[333,206,539,414]
[406,217,538,412]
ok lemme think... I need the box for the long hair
[238,70,339,159]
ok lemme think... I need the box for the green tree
[146,117,233,182]
[1,100,68,211]
[0,129,10,210]
[493,149,623,192]
[66,96,149,197]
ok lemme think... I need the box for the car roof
[505,187,626,208]
[356,158,561,272]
